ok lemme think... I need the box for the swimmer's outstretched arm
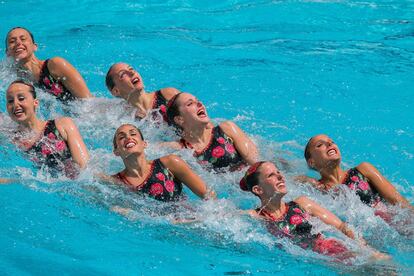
[56,117,90,169]
[159,141,183,150]
[47,57,92,98]
[357,162,413,209]
[295,196,357,240]
[160,154,216,199]
[294,196,392,260]
[0,178,14,184]
[294,175,320,186]
[219,121,259,165]
[94,172,116,184]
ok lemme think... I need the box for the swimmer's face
[113,124,147,158]
[109,63,144,99]
[6,82,39,123]
[173,93,209,129]
[6,28,37,61]
[252,162,287,198]
[306,134,341,170]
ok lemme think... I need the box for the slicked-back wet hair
[8,79,36,99]
[166,92,183,128]
[105,64,117,91]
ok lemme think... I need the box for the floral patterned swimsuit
[342,168,382,207]
[152,90,168,122]
[114,159,183,202]
[39,59,75,102]
[180,126,244,171]
[257,201,349,257]
[25,120,75,177]
[257,201,318,249]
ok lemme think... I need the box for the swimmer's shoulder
[159,87,180,100]
[159,141,184,150]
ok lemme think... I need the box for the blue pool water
[1,0,413,274]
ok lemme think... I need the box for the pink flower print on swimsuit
[50,83,63,96]
[149,183,164,196]
[141,159,183,201]
[151,90,169,122]
[38,59,75,102]
[181,126,244,171]
[116,159,183,202]
[25,120,74,178]
[258,201,318,249]
[342,168,382,207]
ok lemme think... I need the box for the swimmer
[165,92,258,171]
[301,134,413,222]
[102,124,213,202]
[5,27,92,102]
[0,178,13,184]
[6,80,89,178]
[105,62,179,121]
[240,161,388,261]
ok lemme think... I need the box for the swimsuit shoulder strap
[114,172,129,185]
[39,59,50,81]
[157,90,167,101]
[179,138,192,149]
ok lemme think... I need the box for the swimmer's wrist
[339,222,355,239]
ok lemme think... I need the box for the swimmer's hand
[203,189,217,200]
[294,175,319,185]
[171,217,200,225]
[278,157,293,172]
[0,178,16,184]
[94,172,114,183]
[370,251,391,261]
[111,206,136,220]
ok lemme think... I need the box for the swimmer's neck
[260,197,286,216]
[181,122,212,145]
[319,164,346,187]
[122,152,151,179]
[16,55,43,80]
[126,89,154,111]
[18,116,45,133]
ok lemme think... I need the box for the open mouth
[14,47,25,54]
[131,77,140,85]
[124,140,137,149]
[13,108,24,117]
[327,148,337,156]
[276,181,286,189]
[197,108,207,118]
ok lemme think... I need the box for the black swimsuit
[257,201,318,249]
[38,59,75,102]
[25,120,76,177]
[342,167,382,207]
[257,202,349,257]
[151,90,168,122]
[180,126,244,171]
[114,159,183,202]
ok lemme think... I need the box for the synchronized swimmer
[105,62,179,120]
[1,26,412,262]
[5,27,92,101]
[5,80,89,178]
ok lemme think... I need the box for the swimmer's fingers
[204,189,217,200]
[171,217,200,225]
[370,251,392,261]
[294,175,318,185]
[358,237,367,247]
[111,206,137,220]
[94,173,116,185]
[0,178,17,184]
